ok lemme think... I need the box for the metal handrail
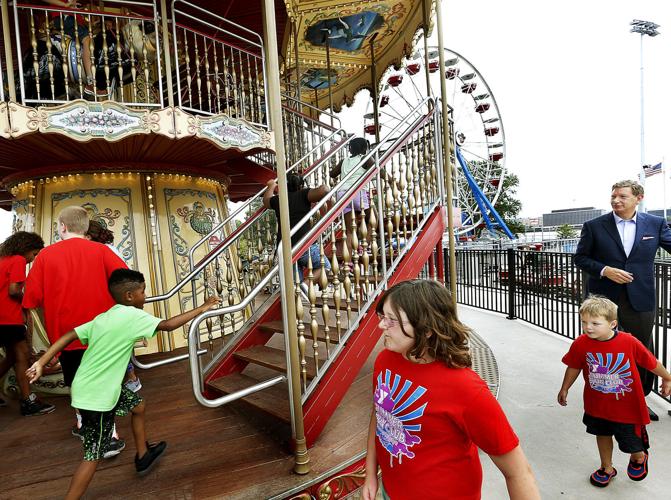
[184,97,440,407]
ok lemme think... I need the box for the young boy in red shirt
[558,295,671,487]
[22,206,126,452]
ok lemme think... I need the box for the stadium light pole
[631,19,660,212]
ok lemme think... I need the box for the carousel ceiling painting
[284,0,433,110]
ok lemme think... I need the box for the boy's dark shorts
[583,413,649,453]
[0,324,27,348]
[78,387,143,461]
[60,349,86,387]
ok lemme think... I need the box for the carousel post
[1,0,16,101]
[369,34,380,145]
[159,0,175,106]
[435,0,457,299]
[262,0,311,475]
[323,34,334,128]
[421,0,432,98]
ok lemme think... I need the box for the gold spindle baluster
[342,213,352,325]
[222,49,231,115]
[183,30,192,107]
[142,21,150,103]
[205,38,212,112]
[213,42,221,113]
[44,15,55,99]
[319,239,331,356]
[193,33,202,109]
[351,202,361,308]
[330,229,342,342]
[413,142,422,228]
[115,18,123,101]
[385,175,395,258]
[226,251,235,332]
[73,12,83,97]
[30,11,41,100]
[58,13,70,99]
[254,56,263,124]
[392,157,402,251]
[245,52,254,122]
[406,151,416,234]
[229,46,239,117]
[295,275,307,391]
[87,14,94,100]
[101,16,111,97]
[129,24,137,102]
[400,152,409,242]
[237,48,245,118]
[369,205,379,286]
[359,196,370,298]
[203,267,214,353]
[307,249,320,374]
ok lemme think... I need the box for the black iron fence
[448,248,671,404]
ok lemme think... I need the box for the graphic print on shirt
[375,368,427,467]
[586,352,633,399]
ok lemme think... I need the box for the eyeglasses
[377,312,407,327]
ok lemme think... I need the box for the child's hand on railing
[200,296,222,312]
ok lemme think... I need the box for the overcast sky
[1,0,670,240]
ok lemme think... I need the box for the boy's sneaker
[20,394,55,416]
[590,467,617,487]
[135,441,167,475]
[103,437,126,459]
[627,451,649,481]
[72,425,85,441]
[124,377,142,393]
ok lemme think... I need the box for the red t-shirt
[373,350,519,500]
[22,238,126,351]
[0,255,27,325]
[562,332,657,425]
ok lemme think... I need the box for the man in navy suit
[575,180,671,421]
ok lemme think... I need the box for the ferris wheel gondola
[365,46,508,237]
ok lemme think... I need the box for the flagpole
[663,158,667,223]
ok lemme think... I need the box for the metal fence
[448,248,671,403]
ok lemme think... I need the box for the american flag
[644,162,663,177]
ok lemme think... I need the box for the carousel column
[1,0,16,101]
[262,0,310,474]
[435,0,457,300]
[159,0,174,106]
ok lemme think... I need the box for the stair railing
[278,97,446,400]
[182,96,444,408]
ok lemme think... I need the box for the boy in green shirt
[27,269,220,500]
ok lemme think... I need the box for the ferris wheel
[365,46,509,237]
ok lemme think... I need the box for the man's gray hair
[612,180,644,197]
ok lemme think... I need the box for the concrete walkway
[458,306,671,500]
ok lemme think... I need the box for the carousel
[0,0,503,497]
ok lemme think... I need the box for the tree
[556,223,577,239]
[492,172,524,235]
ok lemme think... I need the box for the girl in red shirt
[0,231,54,416]
[363,279,540,500]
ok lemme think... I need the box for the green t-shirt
[72,304,162,411]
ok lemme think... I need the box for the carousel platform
[4,306,666,499]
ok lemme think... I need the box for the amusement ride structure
[0,0,507,496]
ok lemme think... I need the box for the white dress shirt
[613,212,637,257]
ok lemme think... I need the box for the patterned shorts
[78,387,143,461]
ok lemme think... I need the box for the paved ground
[459,306,671,500]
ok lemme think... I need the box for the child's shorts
[0,324,27,348]
[583,413,649,453]
[78,387,143,461]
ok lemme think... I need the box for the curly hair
[376,279,472,368]
[86,220,114,244]
[0,231,45,257]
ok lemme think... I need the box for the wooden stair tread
[260,320,341,345]
[314,297,361,311]
[207,373,290,422]
[234,345,317,379]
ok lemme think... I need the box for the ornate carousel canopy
[283,0,433,111]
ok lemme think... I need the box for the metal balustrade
[12,0,162,106]
[448,247,671,403]
[171,0,266,126]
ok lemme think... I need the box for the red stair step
[260,320,341,345]
[233,345,317,379]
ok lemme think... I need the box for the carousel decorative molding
[187,113,274,151]
[0,103,10,138]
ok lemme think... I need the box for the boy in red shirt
[23,206,126,451]
[558,295,671,487]
[0,231,54,415]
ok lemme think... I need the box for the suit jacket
[574,211,671,311]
